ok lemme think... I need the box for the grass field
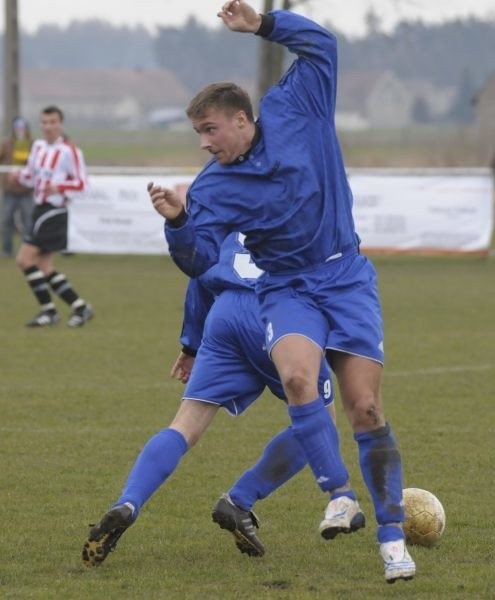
[73,125,484,169]
[1,252,494,599]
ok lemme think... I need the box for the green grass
[73,129,207,168]
[1,252,494,599]
[72,125,485,169]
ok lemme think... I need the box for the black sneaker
[212,494,265,557]
[68,304,94,328]
[25,310,60,328]
[82,504,134,567]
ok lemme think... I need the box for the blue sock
[288,398,349,492]
[114,428,188,518]
[377,524,405,543]
[354,423,405,536]
[330,489,356,501]
[229,426,307,511]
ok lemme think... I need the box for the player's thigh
[16,242,41,268]
[260,288,328,401]
[237,312,335,408]
[271,334,323,404]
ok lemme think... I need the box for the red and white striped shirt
[16,136,88,207]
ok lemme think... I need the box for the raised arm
[219,2,339,118]
[217,0,262,32]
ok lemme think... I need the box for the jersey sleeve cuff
[181,345,198,357]
[255,14,275,37]
[167,208,188,228]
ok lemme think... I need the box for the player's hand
[170,351,195,384]
[217,0,262,33]
[45,182,60,196]
[148,181,183,220]
[7,171,19,185]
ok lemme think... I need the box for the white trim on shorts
[181,395,243,417]
[325,345,384,366]
[268,332,324,358]
[32,207,68,236]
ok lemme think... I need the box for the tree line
[2,14,494,120]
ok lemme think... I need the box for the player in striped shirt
[11,105,94,328]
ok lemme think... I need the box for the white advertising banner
[68,174,195,254]
[349,173,493,255]
[68,171,494,255]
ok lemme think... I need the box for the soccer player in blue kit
[148,0,415,583]
[83,232,349,565]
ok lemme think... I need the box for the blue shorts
[183,289,334,416]
[258,253,384,365]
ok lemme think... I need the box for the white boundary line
[1,364,493,433]
[385,364,494,377]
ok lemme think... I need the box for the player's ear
[234,110,248,127]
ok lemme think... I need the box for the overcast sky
[2,0,495,37]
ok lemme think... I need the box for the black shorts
[24,204,68,252]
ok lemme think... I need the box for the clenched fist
[148,181,184,220]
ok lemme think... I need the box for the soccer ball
[403,488,446,547]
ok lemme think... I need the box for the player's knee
[16,254,29,270]
[281,368,316,402]
[346,392,385,431]
[16,245,37,270]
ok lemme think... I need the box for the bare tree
[257,0,413,100]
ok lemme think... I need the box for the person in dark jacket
[0,117,33,257]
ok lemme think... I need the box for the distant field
[1,252,494,598]
[73,125,484,169]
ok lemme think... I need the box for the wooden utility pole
[257,0,309,102]
[257,0,275,102]
[3,0,20,135]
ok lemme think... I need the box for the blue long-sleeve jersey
[179,232,263,353]
[166,10,359,278]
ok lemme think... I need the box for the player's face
[191,108,248,165]
[41,113,63,144]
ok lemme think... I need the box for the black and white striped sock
[23,266,56,313]
[47,271,85,310]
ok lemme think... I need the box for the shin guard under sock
[288,398,348,492]
[355,423,405,529]
[23,266,55,311]
[115,428,188,517]
[47,271,83,308]
[229,426,306,511]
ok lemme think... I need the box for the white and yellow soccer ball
[403,488,446,547]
